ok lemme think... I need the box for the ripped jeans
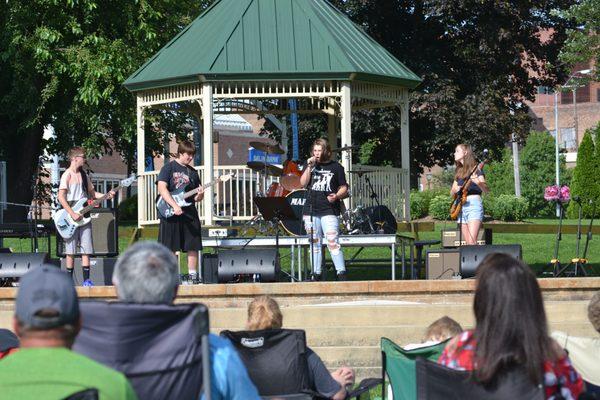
[303,214,345,275]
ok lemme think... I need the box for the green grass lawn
[3,219,598,281]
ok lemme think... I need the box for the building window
[560,127,577,150]
[91,178,120,208]
[537,86,553,94]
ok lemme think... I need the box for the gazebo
[124,0,421,226]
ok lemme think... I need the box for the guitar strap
[79,167,90,200]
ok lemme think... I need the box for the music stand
[253,196,299,281]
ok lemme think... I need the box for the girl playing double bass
[450,144,489,245]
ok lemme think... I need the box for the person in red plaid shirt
[438,254,583,399]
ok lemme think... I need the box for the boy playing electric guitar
[57,147,115,286]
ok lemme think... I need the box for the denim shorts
[458,195,484,223]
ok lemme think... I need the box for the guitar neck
[79,185,121,215]
[181,179,219,200]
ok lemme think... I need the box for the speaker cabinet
[217,249,280,282]
[60,257,117,286]
[0,253,49,278]
[459,244,522,278]
[57,208,118,257]
[426,249,460,279]
[441,229,492,248]
[201,253,219,284]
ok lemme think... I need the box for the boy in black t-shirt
[300,138,349,281]
[157,140,204,283]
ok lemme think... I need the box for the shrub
[568,126,600,218]
[118,194,138,221]
[429,194,452,220]
[410,190,429,219]
[486,194,529,221]
[520,131,568,217]
[485,148,515,196]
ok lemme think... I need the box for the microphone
[482,149,489,158]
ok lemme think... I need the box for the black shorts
[158,212,202,252]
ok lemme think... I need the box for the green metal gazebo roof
[124,0,421,92]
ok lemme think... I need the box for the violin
[449,157,487,220]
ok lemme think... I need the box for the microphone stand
[30,156,44,253]
[304,161,318,280]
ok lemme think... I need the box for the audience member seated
[403,316,463,350]
[74,241,260,400]
[0,328,19,359]
[245,295,355,400]
[552,290,600,395]
[438,253,583,400]
[0,265,137,399]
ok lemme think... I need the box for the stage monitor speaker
[60,257,116,286]
[56,208,118,257]
[426,249,460,279]
[202,253,219,284]
[459,244,522,279]
[218,249,280,283]
[0,252,49,278]
[441,229,492,248]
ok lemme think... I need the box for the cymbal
[332,145,359,152]
[246,161,283,176]
[280,174,302,191]
[250,141,285,155]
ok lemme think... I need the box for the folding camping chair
[222,329,380,400]
[73,302,211,400]
[415,358,544,400]
[380,337,449,400]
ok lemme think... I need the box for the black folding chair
[415,358,544,400]
[221,329,317,399]
[73,301,211,400]
[222,329,380,400]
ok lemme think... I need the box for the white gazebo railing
[138,165,408,226]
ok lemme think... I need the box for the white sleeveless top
[59,169,88,202]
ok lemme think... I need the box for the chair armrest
[345,378,383,399]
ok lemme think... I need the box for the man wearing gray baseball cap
[0,265,138,399]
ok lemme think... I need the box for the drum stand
[544,201,565,277]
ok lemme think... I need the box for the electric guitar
[156,173,234,219]
[53,174,137,239]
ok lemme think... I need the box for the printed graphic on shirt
[311,170,334,192]
[172,172,190,190]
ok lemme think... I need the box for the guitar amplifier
[56,208,118,257]
[441,228,492,248]
[426,249,460,279]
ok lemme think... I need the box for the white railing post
[202,83,214,226]
[400,88,411,221]
[136,100,146,228]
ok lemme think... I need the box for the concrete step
[209,303,476,328]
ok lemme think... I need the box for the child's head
[423,316,463,343]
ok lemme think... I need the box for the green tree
[485,148,515,196]
[0,0,212,221]
[569,129,599,217]
[560,0,600,81]
[520,131,568,217]
[328,0,574,176]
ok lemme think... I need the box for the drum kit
[242,141,397,236]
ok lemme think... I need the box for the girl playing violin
[450,144,489,245]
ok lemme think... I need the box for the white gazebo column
[340,83,352,209]
[400,88,411,221]
[136,100,145,228]
[202,83,214,226]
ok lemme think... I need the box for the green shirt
[0,347,138,400]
